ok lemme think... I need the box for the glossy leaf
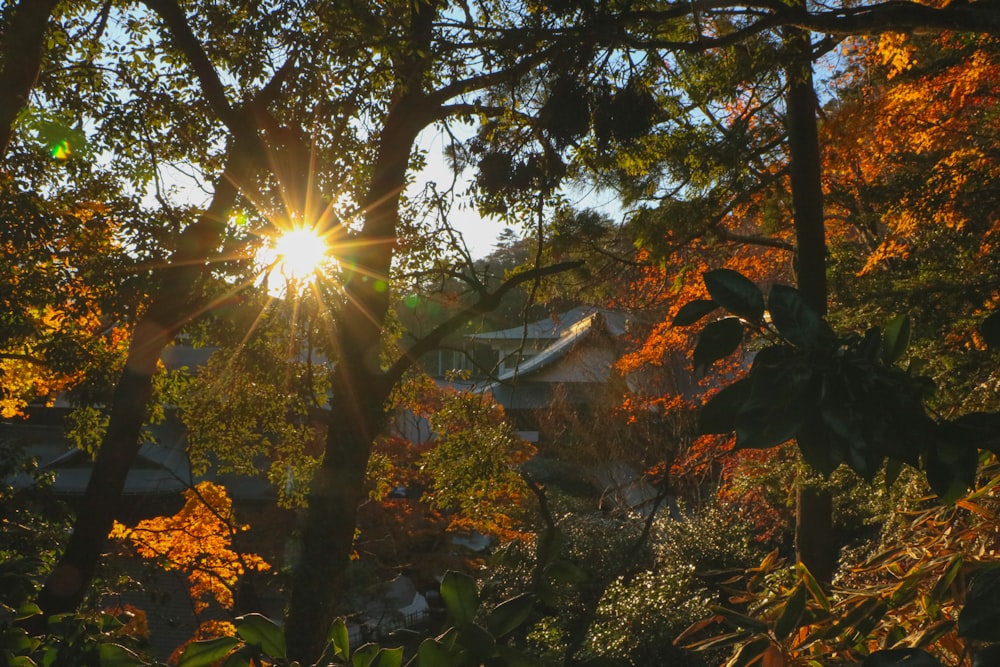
[351,644,381,667]
[767,284,827,347]
[374,646,404,667]
[440,571,479,626]
[486,593,535,638]
[417,638,456,667]
[774,585,807,639]
[958,568,1000,641]
[672,299,718,327]
[97,644,145,667]
[881,314,911,365]
[925,439,978,503]
[693,317,743,371]
[178,637,241,667]
[236,613,286,659]
[329,618,351,659]
[699,379,752,435]
[703,269,765,324]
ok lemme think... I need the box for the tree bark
[784,19,835,586]
[37,153,247,616]
[283,80,426,660]
[0,0,60,158]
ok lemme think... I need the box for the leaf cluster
[678,269,1000,500]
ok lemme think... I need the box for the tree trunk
[0,0,60,157]
[37,158,245,616]
[284,100,423,664]
[784,20,835,585]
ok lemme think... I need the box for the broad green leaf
[456,623,496,661]
[945,412,1000,454]
[178,637,241,667]
[881,314,911,365]
[15,603,40,621]
[925,439,978,503]
[352,643,380,667]
[981,312,1000,349]
[861,649,944,667]
[693,317,743,371]
[236,613,286,659]
[329,618,351,658]
[698,379,751,435]
[221,646,255,667]
[796,416,844,476]
[703,269,765,324]
[672,299,718,327]
[440,571,479,626]
[774,585,807,640]
[767,284,828,348]
[97,644,145,667]
[959,568,1000,641]
[486,593,535,638]
[374,646,403,667]
[417,638,456,667]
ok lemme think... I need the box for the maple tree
[110,481,271,615]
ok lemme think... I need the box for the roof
[466,306,628,343]
[477,307,628,388]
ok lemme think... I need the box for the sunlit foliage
[109,481,270,613]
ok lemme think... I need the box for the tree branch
[384,260,584,387]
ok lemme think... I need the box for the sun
[257,225,333,294]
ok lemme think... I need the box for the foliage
[109,481,271,614]
[176,572,538,667]
[178,340,325,509]
[675,269,1000,501]
[681,458,1000,666]
[376,376,537,542]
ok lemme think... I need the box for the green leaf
[352,643,381,667]
[699,379,751,435]
[455,623,496,661]
[178,637,241,667]
[486,593,535,638]
[97,644,145,667]
[374,646,403,667]
[220,646,255,667]
[728,637,772,667]
[236,613,286,659]
[881,314,911,365]
[925,439,978,503]
[417,638,456,667]
[440,571,479,626]
[981,312,1000,349]
[959,568,1000,641]
[672,299,717,327]
[703,269,765,323]
[944,412,1000,454]
[774,585,807,640]
[708,605,769,632]
[861,649,944,666]
[693,317,743,371]
[767,284,828,347]
[329,618,351,658]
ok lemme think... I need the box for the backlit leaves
[109,482,271,613]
